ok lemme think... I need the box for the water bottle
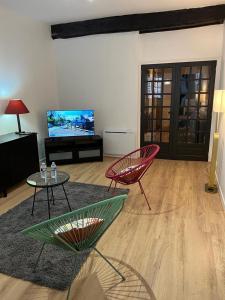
[51,162,57,179]
[40,162,47,179]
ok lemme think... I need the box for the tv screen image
[47,110,95,137]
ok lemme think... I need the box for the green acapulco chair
[22,194,128,300]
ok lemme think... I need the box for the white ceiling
[0,0,224,24]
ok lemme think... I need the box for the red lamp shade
[5,99,29,115]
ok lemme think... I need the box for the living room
[1,1,225,299]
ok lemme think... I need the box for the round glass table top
[26,171,70,188]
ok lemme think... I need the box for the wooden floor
[0,158,225,300]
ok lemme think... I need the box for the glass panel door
[141,66,174,158]
[173,62,216,160]
[141,61,216,161]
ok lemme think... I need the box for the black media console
[45,135,103,165]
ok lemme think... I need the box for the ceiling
[0,0,224,24]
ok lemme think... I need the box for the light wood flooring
[0,158,225,300]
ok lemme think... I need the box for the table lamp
[205,90,225,193]
[5,99,29,134]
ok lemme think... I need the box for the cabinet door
[11,134,39,184]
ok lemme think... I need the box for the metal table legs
[46,187,51,219]
[31,184,72,219]
[31,187,37,216]
[62,184,72,212]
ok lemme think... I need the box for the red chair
[105,144,160,210]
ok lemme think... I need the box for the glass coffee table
[27,171,72,219]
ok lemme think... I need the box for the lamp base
[205,183,218,193]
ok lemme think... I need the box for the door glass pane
[144,108,152,130]
[178,118,187,130]
[144,131,152,142]
[154,82,162,94]
[164,81,172,93]
[163,95,171,106]
[153,107,162,120]
[153,69,163,80]
[200,80,209,93]
[153,119,161,130]
[144,95,153,106]
[164,68,172,80]
[146,69,153,81]
[162,107,170,119]
[189,106,197,119]
[153,132,160,142]
[200,94,208,106]
[199,120,207,131]
[181,67,190,75]
[143,108,152,131]
[197,132,207,144]
[189,94,198,106]
[191,80,200,93]
[181,75,189,95]
[162,120,170,131]
[161,132,169,143]
[154,95,163,106]
[187,131,195,143]
[188,120,197,131]
[146,82,152,93]
[201,66,209,79]
[199,107,207,119]
[178,131,186,143]
[191,66,201,79]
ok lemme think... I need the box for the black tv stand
[45,135,103,165]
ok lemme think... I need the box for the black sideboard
[45,135,103,165]
[0,133,39,197]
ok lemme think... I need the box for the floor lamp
[205,90,225,193]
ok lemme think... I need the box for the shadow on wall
[0,99,17,135]
[0,99,8,114]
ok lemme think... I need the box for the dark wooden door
[141,61,217,161]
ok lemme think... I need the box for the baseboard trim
[215,172,225,210]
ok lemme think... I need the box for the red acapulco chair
[105,144,160,210]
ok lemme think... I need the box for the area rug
[0,182,129,290]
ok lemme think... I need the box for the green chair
[22,194,128,299]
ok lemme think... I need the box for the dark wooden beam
[51,4,225,39]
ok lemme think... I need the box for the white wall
[53,25,224,155]
[54,32,140,138]
[0,6,59,159]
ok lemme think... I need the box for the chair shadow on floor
[69,253,156,300]
[122,189,187,216]
[28,253,156,300]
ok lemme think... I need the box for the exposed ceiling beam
[51,4,225,39]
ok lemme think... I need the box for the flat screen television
[47,110,95,137]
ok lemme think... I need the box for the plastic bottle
[51,162,57,178]
[40,162,47,179]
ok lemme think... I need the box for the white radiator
[103,130,136,156]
